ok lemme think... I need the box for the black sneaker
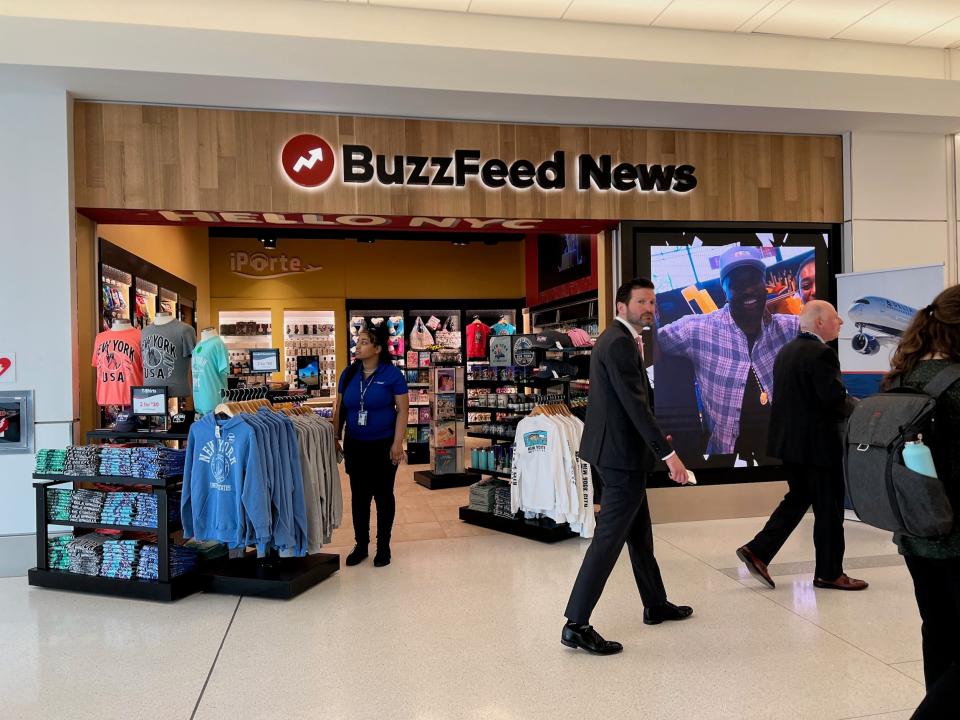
[345,545,368,566]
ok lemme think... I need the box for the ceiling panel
[652,0,776,33]
[837,0,960,44]
[736,0,793,33]
[468,0,570,19]
[563,0,672,25]
[754,0,888,39]
[372,0,470,10]
[909,15,960,46]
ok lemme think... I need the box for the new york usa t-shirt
[92,327,144,406]
[141,319,197,396]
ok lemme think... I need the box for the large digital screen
[641,229,832,471]
[537,234,592,292]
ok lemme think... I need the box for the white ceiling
[324,0,960,48]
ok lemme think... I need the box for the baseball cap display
[169,410,196,434]
[534,359,578,379]
[528,330,573,350]
[113,412,142,433]
[718,245,767,283]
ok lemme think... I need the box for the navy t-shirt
[338,363,408,441]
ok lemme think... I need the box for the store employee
[334,323,409,569]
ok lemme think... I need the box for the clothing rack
[189,400,342,598]
[220,386,269,402]
[460,399,580,544]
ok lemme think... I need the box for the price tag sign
[131,386,168,416]
[250,349,280,373]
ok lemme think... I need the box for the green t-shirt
[191,336,229,414]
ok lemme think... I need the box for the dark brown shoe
[813,574,868,591]
[737,545,775,589]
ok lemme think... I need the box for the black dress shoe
[373,548,391,567]
[345,545,368,566]
[561,622,623,655]
[643,602,694,625]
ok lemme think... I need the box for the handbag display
[436,316,461,350]
[410,316,435,351]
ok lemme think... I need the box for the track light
[453,240,470,247]
[260,236,277,249]
[356,238,376,244]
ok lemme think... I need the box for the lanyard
[358,366,379,412]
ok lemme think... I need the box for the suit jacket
[579,320,672,472]
[766,333,852,467]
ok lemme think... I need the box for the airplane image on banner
[847,296,917,355]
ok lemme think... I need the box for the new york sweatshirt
[182,414,272,548]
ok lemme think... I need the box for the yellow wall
[209,236,525,383]
[98,225,211,329]
[76,222,211,434]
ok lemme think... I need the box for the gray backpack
[843,365,960,538]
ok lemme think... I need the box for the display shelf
[27,568,203,602]
[414,470,480,490]
[43,519,183,534]
[407,383,430,388]
[466,432,515,441]
[468,467,511,479]
[86,430,189,443]
[458,507,577,543]
[466,406,524,414]
[34,473,180,489]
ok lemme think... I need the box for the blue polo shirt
[338,363,408,441]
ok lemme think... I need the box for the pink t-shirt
[92,328,144,406]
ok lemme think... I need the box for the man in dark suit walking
[562,278,693,656]
[736,300,868,592]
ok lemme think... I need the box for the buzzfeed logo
[281,134,335,188]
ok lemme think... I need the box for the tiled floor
[1,463,930,720]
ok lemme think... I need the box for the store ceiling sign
[279,136,697,194]
[77,208,616,234]
[229,252,323,279]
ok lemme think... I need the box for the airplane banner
[837,264,944,397]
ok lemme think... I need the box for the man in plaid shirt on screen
[657,246,800,462]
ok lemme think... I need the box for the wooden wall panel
[74,102,843,223]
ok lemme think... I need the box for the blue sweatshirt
[276,413,309,556]
[255,409,297,554]
[182,414,272,548]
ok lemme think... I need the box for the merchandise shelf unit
[28,473,200,602]
[218,310,274,378]
[283,310,336,396]
[458,507,578,543]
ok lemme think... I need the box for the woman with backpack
[334,323,409,568]
[882,285,960,717]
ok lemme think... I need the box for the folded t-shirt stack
[468,479,502,513]
[47,534,73,571]
[63,446,102,477]
[46,488,73,522]
[136,543,198,580]
[67,533,111,576]
[68,489,105,524]
[100,491,139,526]
[35,449,67,474]
[493,485,514,519]
[131,447,186,479]
[100,538,143,580]
[98,447,134,477]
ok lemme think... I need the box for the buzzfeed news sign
[279,133,697,193]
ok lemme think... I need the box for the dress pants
[565,466,667,625]
[748,463,845,580]
[903,554,960,700]
[344,436,398,549]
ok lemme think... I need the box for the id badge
[357,411,368,427]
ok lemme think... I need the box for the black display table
[414,470,480,490]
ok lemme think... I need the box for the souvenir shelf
[414,365,478,490]
[283,310,336,395]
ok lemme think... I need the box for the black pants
[904,554,960,707]
[748,463,845,580]
[565,466,667,625]
[344,436,398,549]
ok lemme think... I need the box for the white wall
[0,90,75,570]
[847,132,958,284]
